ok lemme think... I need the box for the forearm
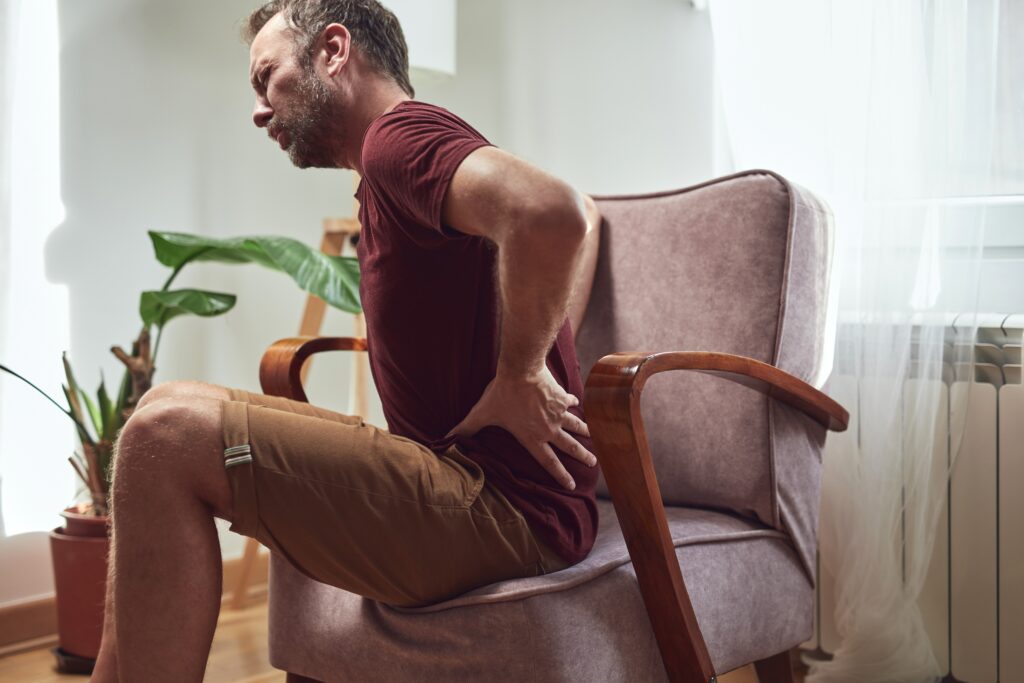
[441,149,599,490]
[495,191,590,379]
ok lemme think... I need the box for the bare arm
[442,146,591,375]
[569,194,602,336]
[441,146,598,490]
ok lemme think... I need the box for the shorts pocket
[437,446,486,508]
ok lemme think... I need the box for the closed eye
[251,66,271,93]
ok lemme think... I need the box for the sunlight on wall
[0,0,73,537]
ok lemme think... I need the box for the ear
[320,23,352,77]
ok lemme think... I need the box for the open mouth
[268,125,289,149]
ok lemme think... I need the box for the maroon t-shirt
[354,100,599,565]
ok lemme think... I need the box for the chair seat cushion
[268,499,814,681]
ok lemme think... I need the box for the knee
[110,402,191,514]
[115,400,196,478]
[111,397,229,517]
[136,380,208,412]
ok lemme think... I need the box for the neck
[338,82,410,173]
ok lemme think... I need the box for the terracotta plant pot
[49,503,110,669]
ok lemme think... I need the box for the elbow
[522,186,589,246]
[582,193,601,235]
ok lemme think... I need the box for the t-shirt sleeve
[361,112,492,235]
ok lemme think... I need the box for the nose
[252,97,273,128]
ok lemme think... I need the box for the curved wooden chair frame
[260,338,850,683]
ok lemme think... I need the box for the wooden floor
[0,599,284,683]
[0,598,793,682]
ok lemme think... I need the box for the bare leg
[91,382,235,683]
[90,567,118,681]
[134,380,234,413]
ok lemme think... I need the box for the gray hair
[244,0,415,97]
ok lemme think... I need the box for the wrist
[494,361,545,383]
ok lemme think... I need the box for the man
[92,1,601,680]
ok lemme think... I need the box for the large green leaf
[149,233,277,270]
[148,232,361,313]
[140,289,237,329]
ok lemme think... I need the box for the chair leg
[753,649,794,683]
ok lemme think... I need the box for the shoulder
[357,101,496,231]
[360,100,491,175]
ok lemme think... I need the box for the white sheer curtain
[0,0,73,538]
[1,2,12,343]
[0,0,14,539]
[710,1,1006,680]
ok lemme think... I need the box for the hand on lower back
[444,365,597,491]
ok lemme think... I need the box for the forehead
[248,12,293,70]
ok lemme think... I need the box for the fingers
[445,415,481,440]
[446,400,489,439]
[444,419,464,440]
[552,429,598,467]
[530,442,577,491]
[561,411,590,438]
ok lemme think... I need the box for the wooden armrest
[592,351,848,432]
[259,336,367,402]
[583,351,848,682]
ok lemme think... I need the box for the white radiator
[803,315,1024,682]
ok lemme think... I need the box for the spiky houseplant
[0,230,361,515]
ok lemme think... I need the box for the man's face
[249,13,345,168]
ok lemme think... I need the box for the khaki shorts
[221,388,570,608]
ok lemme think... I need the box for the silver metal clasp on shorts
[224,444,253,468]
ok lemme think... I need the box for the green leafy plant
[0,230,361,515]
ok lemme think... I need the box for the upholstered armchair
[257,170,849,682]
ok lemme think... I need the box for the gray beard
[284,69,347,169]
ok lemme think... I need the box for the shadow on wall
[47,0,350,397]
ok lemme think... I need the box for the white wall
[0,0,714,606]
[492,0,714,194]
